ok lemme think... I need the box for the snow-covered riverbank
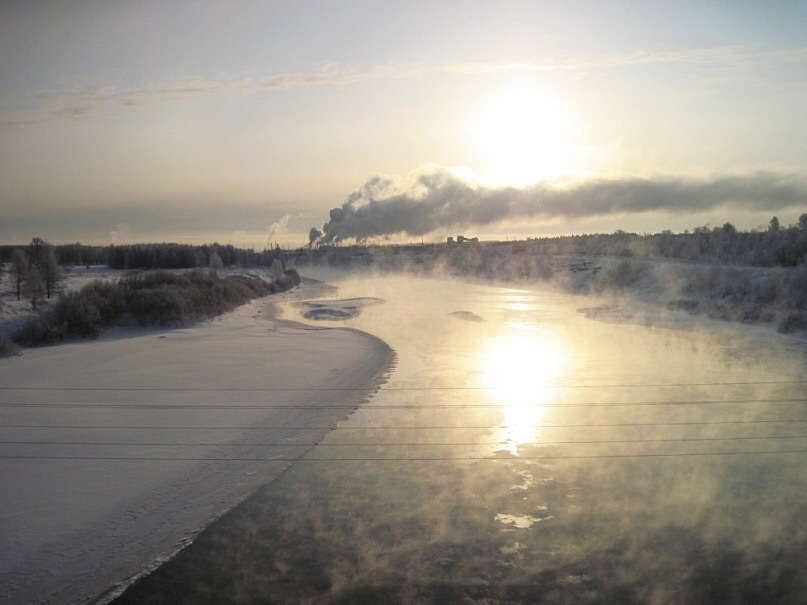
[0,281,392,604]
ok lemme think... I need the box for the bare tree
[10,248,29,301]
[27,237,62,298]
[40,246,62,298]
[25,264,45,310]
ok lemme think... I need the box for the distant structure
[447,235,478,245]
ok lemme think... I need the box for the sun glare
[477,321,570,453]
[470,85,579,186]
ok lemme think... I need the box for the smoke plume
[267,213,298,244]
[314,168,806,243]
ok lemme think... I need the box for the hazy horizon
[2,2,805,246]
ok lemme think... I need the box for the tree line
[0,239,288,310]
[0,241,286,271]
[529,214,807,267]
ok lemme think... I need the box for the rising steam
[312,168,806,243]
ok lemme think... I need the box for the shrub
[11,317,63,346]
[81,280,126,323]
[123,271,275,326]
[52,291,103,337]
[127,269,186,290]
[242,274,275,293]
[789,264,807,298]
[778,312,807,334]
[276,268,301,290]
[0,336,15,357]
[11,280,127,345]
[127,286,188,326]
[593,259,648,291]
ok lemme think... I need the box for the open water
[117,273,807,604]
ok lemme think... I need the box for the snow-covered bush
[10,270,281,346]
[123,271,273,326]
[51,291,103,337]
[126,286,187,326]
[10,315,61,346]
[12,280,127,345]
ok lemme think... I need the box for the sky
[1,1,805,247]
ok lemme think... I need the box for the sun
[469,85,579,186]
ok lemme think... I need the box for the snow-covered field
[0,270,392,604]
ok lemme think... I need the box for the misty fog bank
[291,241,807,336]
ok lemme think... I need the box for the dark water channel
[116,274,807,604]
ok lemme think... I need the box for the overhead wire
[2,380,804,460]
[1,450,805,461]
[0,379,804,392]
[0,397,804,410]
[2,435,805,447]
[4,418,806,430]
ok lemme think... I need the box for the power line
[0,380,804,392]
[1,398,803,409]
[1,450,805,461]
[3,435,804,447]
[4,419,806,430]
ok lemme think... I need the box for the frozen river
[117,272,807,603]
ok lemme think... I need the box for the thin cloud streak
[4,45,804,127]
[2,64,423,127]
[315,169,807,243]
[447,45,807,74]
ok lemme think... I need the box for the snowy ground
[0,270,392,604]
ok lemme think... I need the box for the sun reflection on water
[477,320,571,454]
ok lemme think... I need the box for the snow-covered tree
[27,237,62,298]
[209,251,223,275]
[269,257,285,281]
[40,246,62,299]
[24,264,44,310]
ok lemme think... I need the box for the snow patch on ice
[297,297,384,321]
[448,310,485,323]
[495,512,554,529]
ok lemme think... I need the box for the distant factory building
[447,235,479,244]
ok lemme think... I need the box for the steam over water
[118,274,807,603]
